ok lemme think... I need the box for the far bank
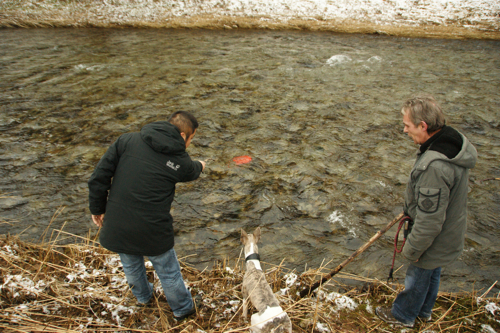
[1,0,499,40]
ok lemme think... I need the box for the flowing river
[0,28,499,293]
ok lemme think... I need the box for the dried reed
[0,231,499,332]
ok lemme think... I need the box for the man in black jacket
[88,111,206,321]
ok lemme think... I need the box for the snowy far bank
[0,1,499,38]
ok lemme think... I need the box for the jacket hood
[140,121,186,154]
[416,127,477,171]
[450,132,477,169]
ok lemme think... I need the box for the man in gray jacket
[376,95,477,327]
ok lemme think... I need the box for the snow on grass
[316,321,331,332]
[0,245,145,326]
[485,301,499,316]
[1,274,50,297]
[481,324,497,333]
[1,0,498,29]
[317,290,358,312]
[1,236,499,332]
[101,302,136,326]
[279,272,298,295]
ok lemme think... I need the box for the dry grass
[1,14,499,40]
[1,230,499,332]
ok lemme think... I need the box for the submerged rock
[0,196,29,210]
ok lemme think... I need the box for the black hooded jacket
[88,121,203,256]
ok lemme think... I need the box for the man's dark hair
[168,111,199,138]
[401,95,446,133]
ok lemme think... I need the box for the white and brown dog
[241,227,292,333]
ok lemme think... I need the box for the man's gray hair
[401,95,446,133]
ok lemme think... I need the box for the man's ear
[180,132,187,141]
[419,121,428,132]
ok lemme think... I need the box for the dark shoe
[137,297,154,308]
[418,314,432,322]
[136,283,156,308]
[137,301,152,308]
[376,306,414,328]
[173,295,202,321]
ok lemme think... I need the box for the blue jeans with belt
[391,264,441,326]
[119,248,194,317]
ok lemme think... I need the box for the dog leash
[387,215,412,282]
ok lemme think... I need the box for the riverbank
[0,0,499,40]
[1,233,499,332]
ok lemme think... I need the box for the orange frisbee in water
[232,155,252,165]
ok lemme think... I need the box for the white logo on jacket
[166,161,180,171]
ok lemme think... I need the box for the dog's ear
[241,229,248,244]
[253,227,261,243]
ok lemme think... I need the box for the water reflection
[0,28,499,293]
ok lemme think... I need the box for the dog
[241,227,292,333]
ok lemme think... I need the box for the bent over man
[376,95,477,327]
[88,111,206,321]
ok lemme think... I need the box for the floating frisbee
[232,155,252,165]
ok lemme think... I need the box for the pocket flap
[417,187,441,213]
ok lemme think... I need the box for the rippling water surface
[1,28,499,293]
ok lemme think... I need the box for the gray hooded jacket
[402,126,477,269]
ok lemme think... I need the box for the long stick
[299,212,404,298]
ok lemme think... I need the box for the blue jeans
[119,248,194,317]
[391,264,441,325]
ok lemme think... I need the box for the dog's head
[241,227,261,257]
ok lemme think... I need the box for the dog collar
[245,253,261,262]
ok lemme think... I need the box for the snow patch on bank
[1,0,499,30]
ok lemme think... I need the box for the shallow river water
[0,28,499,293]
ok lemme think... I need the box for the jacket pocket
[417,187,441,214]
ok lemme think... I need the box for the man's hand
[92,214,104,227]
[199,160,206,171]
